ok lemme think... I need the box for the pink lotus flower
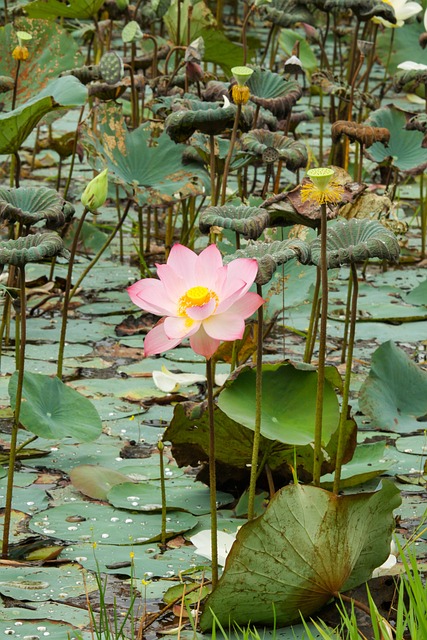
[127,243,264,359]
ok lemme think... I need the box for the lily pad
[29,502,198,544]
[406,278,427,306]
[9,371,102,441]
[359,341,427,433]
[200,481,401,629]
[320,441,397,489]
[69,464,134,500]
[0,564,97,601]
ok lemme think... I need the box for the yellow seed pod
[12,45,29,61]
[231,84,250,105]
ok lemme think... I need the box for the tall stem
[247,284,263,521]
[312,203,328,486]
[220,104,242,205]
[206,357,218,587]
[421,172,426,259]
[333,263,358,494]
[2,266,26,558]
[57,208,90,379]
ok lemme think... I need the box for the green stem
[220,104,242,205]
[340,270,353,364]
[303,266,321,363]
[158,441,167,549]
[312,203,328,486]
[69,198,133,301]
[57,208,90,379]
[247,284,263,521]
[2,266,26,558]
[206,357,218,587]
[63,105,86,201]
[333,263,358,494]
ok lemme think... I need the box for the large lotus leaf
[83,103,205,205]
[164,400,355,488]
[107,480,233,515]
[0,75,87,154]
[224,239,310,285]
[314,0,397,21]
[0,232,67,267]
[199,205,271,240]
[9,372,102,441]
[0,19,83,107]
[200,481,401,629]
[309,218,400,268]
[24,0,104,19]
[0,186,74,228]
[359,340,427,433]
[241,130,307,171]
[377,20,425,75]
[366,105,427,174]
[247,69,302,117]
[406,278,427,306]
[218,363,340,446]
[262,0,314,27]
[165,105,242,143]
[29,502,198,545]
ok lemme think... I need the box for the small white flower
[373,0,422,28]
[397,60,427,71]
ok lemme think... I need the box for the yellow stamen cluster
[300,168,344,206]
[12,45,29,61]
[232,84,250,105]
[178,286,218,314]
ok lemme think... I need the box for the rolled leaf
[241,129,308,171]
[0,233,68,268]
[0,186,74,228]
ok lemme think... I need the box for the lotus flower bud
[81,169,108,212]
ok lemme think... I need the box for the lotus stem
[57,207,90,379]
[241,3,255,65]
[2,265,26,558]
[340,270,353,363]
[220,104,242,205]
[63,105,85,201]
[421,172,426,259]
[158,440,167,550]
[206,357,218,587]
[247,284,264,521]
[209,135,217,209]
[303,266,321,363]
[333,263,358,494]
[313,203,328,486]
[69,198,133,301]
[142,34,158,79]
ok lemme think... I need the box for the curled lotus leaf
[405,112,427,147]
[241,130,308,171]
[309,218,400,268]
[0,186,75,229]
[199,205,270,240]
[247,69,302,117]
[262,0,314,27]
[313,0,396,22]
[224,239,310,285]
[331,120,390,148]
[0,233,68,268]
[393,68,427,96]
[165,104,245,143]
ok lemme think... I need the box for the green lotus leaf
[313,0,396,22]
[0,232,68,268]
[309,218,400,268]
[199,205,271,240]
[359,340,427,433]
[224,239,310,285]
[200,481,401,629]
[247,68,302,117]
[165,104,244,143]
[24,0,105,19]
[241,130,308,171]
[0,187,74,229]
[393,69,427,97]
[0,76,87,154]
[261,0,315,27]
[83,103,206,206]
[0,19,83,107]
[366,105,427,174]
[9,372,102,441]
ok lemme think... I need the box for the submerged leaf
[200,481,401,629]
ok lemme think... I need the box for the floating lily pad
[406,278,427,306]
[359,341,427,433]
[29,502,198,544]
[107,480,233,514]
[320,441,397,489]
[69,464,135,500]
[0,564,97,601]
[0,619,92,640]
